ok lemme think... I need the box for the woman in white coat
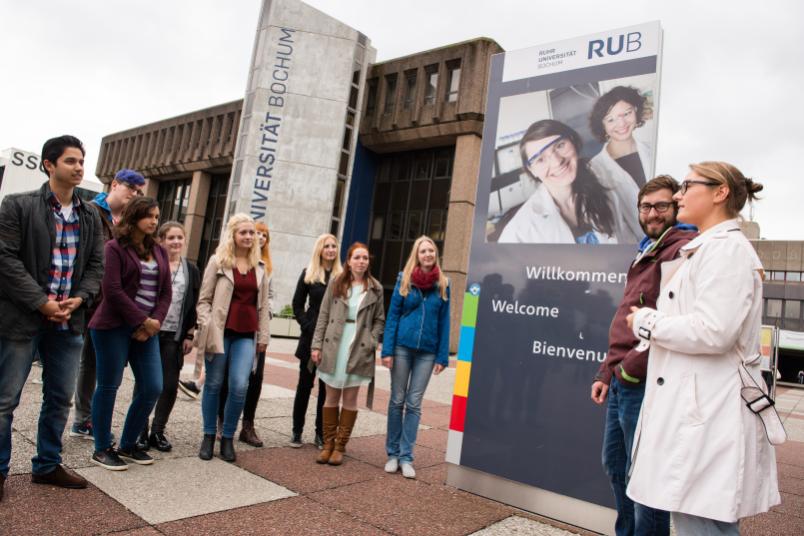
[627,161,779,535]
[589,86,652,242]
[498,120,626,244]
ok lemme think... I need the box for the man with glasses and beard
[590,175,696,536]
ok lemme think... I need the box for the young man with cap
[70,168,144,439]
[591,175,696,536]
[0,135,104,500]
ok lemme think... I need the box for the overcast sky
[2,0,802,239]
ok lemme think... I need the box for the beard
[640,216,674,239]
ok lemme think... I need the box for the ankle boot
[219,437,236,462]
[136,426,150,451]
[316,406,339,464]
[328,408,357,466]
[199,434,215,460]
[239,420,263,447]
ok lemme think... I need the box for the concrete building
[752,239,804,385]
[96,6,502,349]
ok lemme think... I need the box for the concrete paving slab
[776,441,804,468]
[140,419,280,461]
[8,430,37,475]
[260,409,405,440]
[235,444,381,493]
[782,417,804,442]
[419,404,454,429]
[416,462,449,486]
[157,495,387,535]
[260,383,298,398]
[742,509,804,536]
[309,473,512,536]
[17,426,117,471]
[470,515,581,535]
[76,456,296,524]
[345,434,445,470]
[0,474,147,535]
[771,491,804,519]
[414,427,449,452]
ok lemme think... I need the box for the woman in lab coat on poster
[626,162,780,535]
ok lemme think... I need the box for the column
[184,170,211,262]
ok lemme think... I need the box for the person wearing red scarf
[381,236,450,479]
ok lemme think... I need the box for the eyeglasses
[679,179,721,195]
[121,181,144,196]
[526,136,573,168]
[638,201,674,214]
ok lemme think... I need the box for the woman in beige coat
[627,162,779,535]
[311,242,385,466]
[195,214,271,463]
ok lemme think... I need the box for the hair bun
[745,177,764,196]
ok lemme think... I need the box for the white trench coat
[628,219,780,522]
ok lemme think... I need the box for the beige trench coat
[628,219,780,522]
[312,276,385,379]
[194,254,273,356]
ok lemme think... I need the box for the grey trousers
[672,512,739,536]
[72,332,95,425]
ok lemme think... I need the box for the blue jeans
[671,512,739,536]
[91,326,163,452]
[386,346,436,464]
[202,336,254,438]
[602,377,670,536]
[0,330,83,476]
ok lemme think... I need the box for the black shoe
[219,437,236,462]
[149,432,172,452]
[178,380,201,400]
[289,432,303,448]
[91,448,128,471]
[136,429,150,452]
[117,447,154,465]
[314,432,324,450]
[199,434,215,460]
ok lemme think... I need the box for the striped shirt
[47,192,81,331]
[135,258,159,315]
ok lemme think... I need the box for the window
[197,174,230,269]
[403,70,417,109]
[445,60,461,102]
[787,271,802,282]
[424,65,438,105]
[157,178,191,224]
[365,78,378,116]
[784,300,801,320]
[771,271,785,281]
[766,299,782,318]
[383,74,397,114]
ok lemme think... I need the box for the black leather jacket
[0,182,104,339]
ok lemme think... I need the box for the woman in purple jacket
[88,197,172,471]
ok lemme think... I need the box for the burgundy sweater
[595,227,695,387]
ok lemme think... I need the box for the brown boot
[31,465,87,489]
[316,406,339,464]
[239,420,264,447]
[328,408,357,466]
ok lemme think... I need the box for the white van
[0,147,104,203]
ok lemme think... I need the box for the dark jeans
[292,356,325,436]
[90,326,163,452]
[149,332,182,434]
[0,330,83,477]
[602,377,670,536]
[218,351,265,423]
[72,330,96,426]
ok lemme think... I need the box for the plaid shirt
[47,192,81,330]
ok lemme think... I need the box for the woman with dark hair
[88,197,172,471]
[311,242,384,466]
[626,162,779,534]
[136,221,200,452]
[589,85,652,240]
[499,119,630,244]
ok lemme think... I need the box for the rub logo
[588,32,642,59]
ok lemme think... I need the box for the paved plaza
[2,338,803,535]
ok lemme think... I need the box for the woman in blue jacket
[382,235,450,479]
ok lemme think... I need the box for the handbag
[738,361,787,446]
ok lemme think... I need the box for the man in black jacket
[0,135,104,501]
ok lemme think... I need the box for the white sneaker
[384,458,399,473]
[400,462,416,479]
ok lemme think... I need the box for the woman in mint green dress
[311,242,385,466]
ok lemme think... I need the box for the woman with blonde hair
[381,236,450,478]
[216,221,275,447]
[290,234,342,448]
[195,214,272,462]
[311,242,384,466]
[627,162,779,534]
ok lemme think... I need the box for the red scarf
[411,265,440,290]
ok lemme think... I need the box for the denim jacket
[382,272,450,366]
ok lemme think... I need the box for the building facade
[96,33,502,351]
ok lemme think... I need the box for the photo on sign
[486,73,657,245]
